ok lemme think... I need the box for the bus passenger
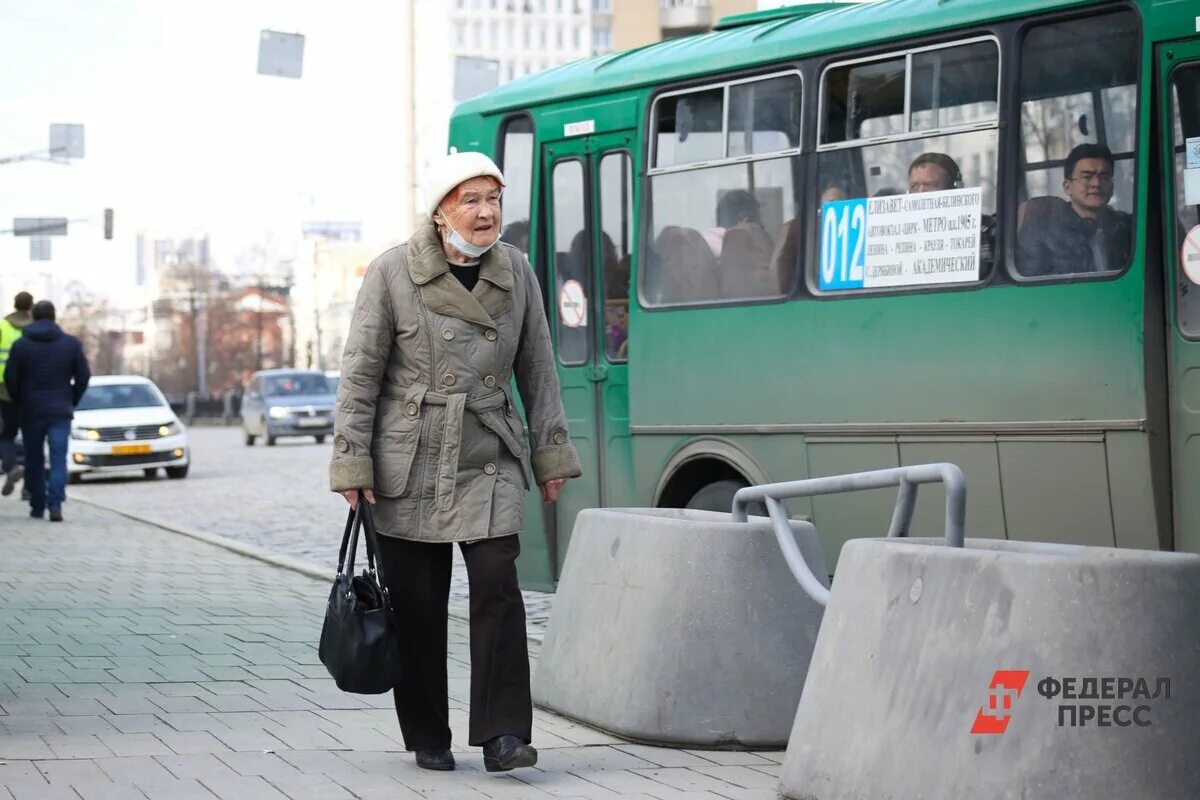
[501,220,530,253]
[654,225,720,302]
[908,152,995,271]
[820,184,848,204]
[712,190,776,297]
[1017,143,1132,276]
[908,152,961,193]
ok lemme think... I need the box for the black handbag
[318,502,401,694]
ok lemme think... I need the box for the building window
[555,24,563,49]
[572,25,581,50]
[593,28,611,52]
[593,0,611,11]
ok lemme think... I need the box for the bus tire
[685,479,748,513]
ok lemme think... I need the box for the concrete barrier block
[533,507,828,748]
[780,537,1200,800]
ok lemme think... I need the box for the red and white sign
[558,279,587,328]
[1183,225,1200,285]
[564,119,595,137]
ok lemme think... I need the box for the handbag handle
[336,501,392,603]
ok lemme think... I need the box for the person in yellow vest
[0,292,33,497]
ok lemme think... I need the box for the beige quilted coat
[330,219,581,542]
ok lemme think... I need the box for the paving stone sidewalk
[0,501,783,799]
[68,428,557,635]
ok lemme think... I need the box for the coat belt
[379,382,526,507]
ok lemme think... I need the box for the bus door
[1162,42,1200,553]
[542,131,635,576]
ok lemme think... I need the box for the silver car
[241,369,335,446]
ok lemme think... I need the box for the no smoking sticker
[559,279,587,328]
[1183,226,1200,286]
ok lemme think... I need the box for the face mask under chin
[438,213,500,259]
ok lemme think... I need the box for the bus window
[654,87,724,168]
[499,115,534,255]
[598,151,632,361]
[728,74,802,158]
[815,40,1000,290]
[646,71,803,306]
[551,160,589,365]
[822,55,906,144]
[1171,65,1200,337]
[1014,11,1139,279]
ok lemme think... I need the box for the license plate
[112,444,152,455]
[296,417,328,428]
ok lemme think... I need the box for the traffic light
[103,208,113,240]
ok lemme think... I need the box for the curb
[72,495,544,646]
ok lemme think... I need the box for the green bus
[448,0,1200,591]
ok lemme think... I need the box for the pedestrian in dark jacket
[5,301,91,522]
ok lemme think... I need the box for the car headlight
[158,422,180,437]
[71,428,101,441]
[268,406,292,419]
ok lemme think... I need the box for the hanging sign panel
[819,187,984,291]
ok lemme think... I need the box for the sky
[0,0,419,306]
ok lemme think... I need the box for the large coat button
[483,375,497,388]
[483,462,497,475]
[406,403,418,416]
[484,329,498,341]
[336,438,349,453]
[443,373,456,387]
[442,329,455,340]
[553,432,566,444]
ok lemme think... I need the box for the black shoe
[414,748,455,771]
[49,508,63,522]
[30,508,43,519]
[482,735,537,772]
[2,465,23,496]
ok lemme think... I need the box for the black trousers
[374,533,532,750]
[0,400,19,473]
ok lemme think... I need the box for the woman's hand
[342,489,376,509]
[539,479,565,503]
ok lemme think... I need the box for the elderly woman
[330,151,581,773]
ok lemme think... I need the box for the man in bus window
[908,152,995,272]
[908,152,961,193]
[1017,143,1132,277]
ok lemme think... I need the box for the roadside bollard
[532,507,828,748]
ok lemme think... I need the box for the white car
[69,375,190,481]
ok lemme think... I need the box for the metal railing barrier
[731,463,967,607]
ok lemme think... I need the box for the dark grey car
[241,369,335,446]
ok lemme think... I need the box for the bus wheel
[685,479,748,513]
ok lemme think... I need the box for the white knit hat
[424,151,505,217]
